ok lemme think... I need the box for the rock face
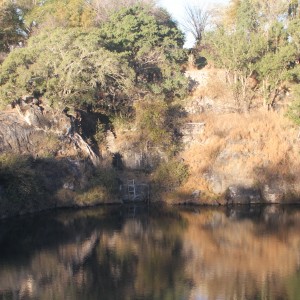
[180,68,300,204]
[262,183,286,203]
[105,130,167,170]
[0,104,102,166]
[0,105,69,155]
[0,104,113,218]
[226,186,261,204]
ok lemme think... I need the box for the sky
[157,0,230,47]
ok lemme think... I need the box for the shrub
[136,99,169,142]
[152,159,189,193]
[86,168,119,195]
[0,154,44,214]
[287,84,300,125]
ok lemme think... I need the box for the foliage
[90,167,119,195]
[257,44,298,105]
[134,97,185,154]
[203,27,267,110]
[288,18,300,53]
[24,0,96,29]
[0,1,27,52]
[75,167,119,205]
[88,0,155,24]
[287,85,300,125]
[93,120,106,144]
[100,5,188,100]
[202,0,300,111]
[0,28,135,109]
[0,154,44,209]
[0,5,188,114]
[236,0,258,33]
[0,153,121,216]
[24,0,155,29]
[134,98,172,148]
[152,159,189,192]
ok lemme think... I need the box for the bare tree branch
[183,5,209,47]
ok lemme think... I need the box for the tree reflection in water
[0,205,300,300]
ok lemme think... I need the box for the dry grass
[190,68,233,101]
[75,186,119,206]
[178,110,300,199]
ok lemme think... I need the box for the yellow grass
[178,110,300,199]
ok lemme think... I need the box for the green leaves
[236,0,258,33]
[287,84,300,125]
[0,1,27,52]
[0,28,135,109]
[203,0,300,111]
[204,28,266,75]
[24,0,96,29]
[0,4,187,118]
[99,5,188,100]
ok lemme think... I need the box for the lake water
[0,205,300,300]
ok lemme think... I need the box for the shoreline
[2,199,300,220]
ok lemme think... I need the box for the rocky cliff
[176,68,300,205]
[0,102,120,218]
[1,67,300,217]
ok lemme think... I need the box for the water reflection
[0,205,300,300]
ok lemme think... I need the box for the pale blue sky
[157,0,230,47]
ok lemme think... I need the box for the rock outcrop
[178,68,300,205]
[0,103,101,164]
[0,103,119,218]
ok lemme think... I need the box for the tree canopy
[0,1,27,53]
[100,5,187,99]
[0,4,188,114]
[0,28,135,109]
[202,0,300,111]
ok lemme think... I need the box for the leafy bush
[89,168,119,195]
[152,159,189,192]
[134,97,185,154]
[0,28,135,109]
[288,85,300,125]
[135,98,172,147]
[0,5,188,111]
[0,154,44,214]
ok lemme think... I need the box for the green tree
[100,5,188,100]
[236,0,258,33]
[288,85,300,125]
[0,28,135,111]
[203,27,267,111]
[0,6,188,111]
[24,0,96,30]
[90,0,155,24]
[257,44,297,109]
[202,0,300,111]
[0,1,27,53]
[288,18,300,53]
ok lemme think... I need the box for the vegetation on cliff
[0,2,188,112]
[0,0,189,215]
[0,0,300,214]
[201,0,300,112]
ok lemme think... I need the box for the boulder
[262,184,285,203]
[226,185,261,204]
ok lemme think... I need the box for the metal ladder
[127,179,136,200]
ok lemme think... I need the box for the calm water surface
[0,205,300,300]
